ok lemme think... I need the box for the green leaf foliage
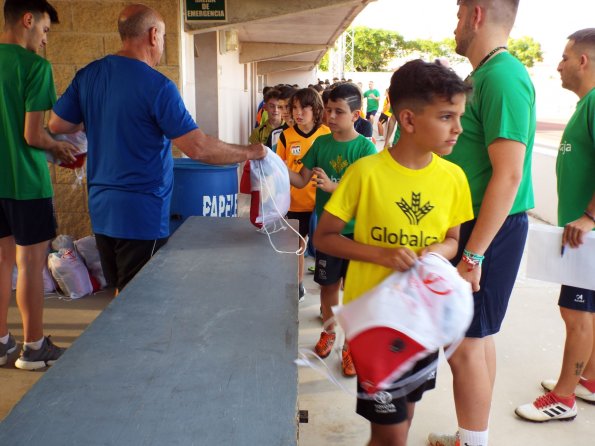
[318,27,543,72]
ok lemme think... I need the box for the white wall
[217,46,252,145]
[265,70,318,88]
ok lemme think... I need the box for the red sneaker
[342,346,356,377]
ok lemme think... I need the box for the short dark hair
[568,28,595,52]
[4,0,59,25]
[263,88,281,103]
[277,85,297,101]
[290,88,325,127]
[388,59,471,117]
[328,82,362,112]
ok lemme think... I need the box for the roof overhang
[185,0,376,73]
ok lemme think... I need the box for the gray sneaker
[15,336,65,371]
[0,333,18,366]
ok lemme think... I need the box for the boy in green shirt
[288,82,376,376]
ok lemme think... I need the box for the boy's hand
[312,167,337,193]
[456,262,481,292]
[378,247,417,272]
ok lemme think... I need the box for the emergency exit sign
[186,0,227,22]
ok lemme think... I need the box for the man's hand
[51,140,79,164]
[457,261,481,292]
[377,246,417,272]
[247,143,268,161]
[563,215,595,248]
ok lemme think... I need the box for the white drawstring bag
[75,235,107,289]
[249,149,290,229]
[333,252,474,395]
[51,234,75,252]
[47,248,93,299]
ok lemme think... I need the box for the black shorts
[455,212,528,338]
[313,234,352,286]
[378,113,390,124]
[558,285,595,312]
[365,110,377,120]
[0,198,56,246]
[356,352,438,425]
[95,234,168,291]
[286,211,312,238]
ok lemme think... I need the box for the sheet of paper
[526,224,595,290]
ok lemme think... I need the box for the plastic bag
[47,248,93,299]
[332,253,473,395]
[249,149,290,228]
[51,234,75,252]
[75,235,107,289]
[46,130,88,169]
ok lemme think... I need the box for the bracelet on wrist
[462,249,484,272]
[584,210,595,224]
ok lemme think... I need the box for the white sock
[24,337,44,350]
[458,427,488,446]
[0,333,9,344]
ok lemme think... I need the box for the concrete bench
[0,217,299,445]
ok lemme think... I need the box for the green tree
[507,36,543,67]
[351,26,405,71]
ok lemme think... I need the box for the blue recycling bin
[170,158,238,234]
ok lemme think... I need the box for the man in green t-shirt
[516,28,595,423]
[363,81,380,123]
[0,0,77,371]
[428,1,535,446]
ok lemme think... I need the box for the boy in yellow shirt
[314,60,473,446]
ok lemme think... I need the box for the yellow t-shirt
[277,124,331,212]
[324,149,473,304]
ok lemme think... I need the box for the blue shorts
[455,212,528,338]
[365,110,377,120]
[0,198,56,246]
[313,234,352,286]
[558,286,595,312]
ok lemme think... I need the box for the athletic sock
[580,377,595,393]
[458,427,488,446]
[0,333,9,344]
[24,337,44,350]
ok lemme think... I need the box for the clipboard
[526,224,595,290]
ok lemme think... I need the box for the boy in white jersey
[314,60,474,446]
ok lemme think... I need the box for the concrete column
[194,32,220,137]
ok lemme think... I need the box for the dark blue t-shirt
[53,55,198,239]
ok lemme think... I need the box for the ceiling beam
[240,43,327,64]
[257,61,314,75]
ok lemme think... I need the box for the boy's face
[410,93,466,156]
[325,98,358,133]
[292,100,313,128]
[278,99,292,124]
[264,98,281,124]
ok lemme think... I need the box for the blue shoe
[15,336,65,371]
[0,333,18,366]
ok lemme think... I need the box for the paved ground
[3,123,593,444]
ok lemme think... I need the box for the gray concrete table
[0,217,299,445]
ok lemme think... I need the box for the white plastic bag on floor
[48,248,93,299]
[51,234,75,252]
[11,265,56,294]
[75,235,107,289]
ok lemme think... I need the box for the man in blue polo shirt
[49,4,265,293]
